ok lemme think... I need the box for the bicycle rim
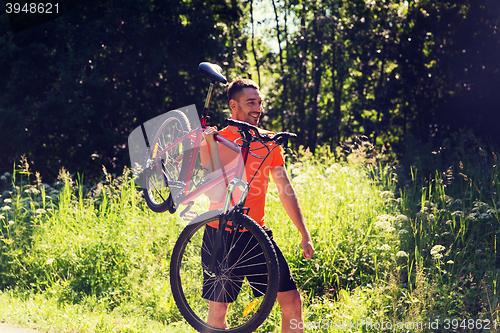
[170,210,279,333]
[145,110,191,212]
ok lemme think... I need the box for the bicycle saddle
[198,62,227,84]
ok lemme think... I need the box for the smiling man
[228,79,263,125]
[201,78,315,332]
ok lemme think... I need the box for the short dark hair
[227,79,260,102]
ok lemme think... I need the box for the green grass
[1,137,500,332]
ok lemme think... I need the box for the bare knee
[278,290,303,332]
[277,290,302,313]
[289,291,303,309]
[208,301,229,328]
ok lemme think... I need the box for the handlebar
[226,119,296,145]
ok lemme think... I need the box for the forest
[1,0,499,182]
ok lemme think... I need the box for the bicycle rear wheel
[170,210,279,333]
[144,110,193,213]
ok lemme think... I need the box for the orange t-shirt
[200,127,285,226]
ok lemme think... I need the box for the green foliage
[395,130,500,319]
[0,161,182,313]
[1,138,500,331]
[0,0,247,183]
[257,0,500,155]
[267,145,400,297]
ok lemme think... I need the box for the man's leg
[277,289,303,333]
[207,301,230,329]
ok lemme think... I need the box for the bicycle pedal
[180,200,195,217]
[182,211,199,221]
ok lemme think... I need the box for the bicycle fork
[206,177,250,275]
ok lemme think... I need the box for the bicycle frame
[151,125,247,209]
[149,114,256,275]
[147,75,258,217]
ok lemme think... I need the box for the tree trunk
[307,4,323,153]
[250,0,261,87]
[330,16,344,149]
[272,0,288,132]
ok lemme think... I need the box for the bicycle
[128,62,296,332]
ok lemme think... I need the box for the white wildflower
[467,213,478,221]
[446,260,454,264]
[340,166,350,174]
[1,206,11,211]
[396,215,409,223]
[292,173,308,184]
[430,245,446,260]
[378,244,391,251]
[314,213,325,221]
[374,214,396,232]
[4,198,12,204]
[396,251,408,258]
[473,201,488,210]
[380,191,394,198]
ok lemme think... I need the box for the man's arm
[270,164,315,259]
[200,127,226,203]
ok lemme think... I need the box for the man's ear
[229,99,236,112]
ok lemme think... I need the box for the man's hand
[203,126,219,145]
[301,236,315,259]
[270,164,315,260]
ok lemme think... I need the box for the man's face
[230,87,263,126]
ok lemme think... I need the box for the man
[200,79,315,332]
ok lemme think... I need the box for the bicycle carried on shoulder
[128,62,296,332]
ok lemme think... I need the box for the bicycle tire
[170,210,279,333]
[144,110,194,213]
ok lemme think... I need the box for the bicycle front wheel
[170,210,279,333]
[144,110,193,213]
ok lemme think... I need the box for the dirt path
[0,323,40,333]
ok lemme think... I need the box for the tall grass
[1,161,190,331]
[394,131,500,324]
[267,146,400,297]
[1,133,499,332]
